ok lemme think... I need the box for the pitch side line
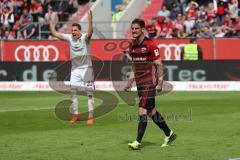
[0,103,129,113]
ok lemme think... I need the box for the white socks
[72,94,79,115]
[71,94,94,118]
[88,96,94,118]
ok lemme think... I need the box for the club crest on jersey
[141,47,146,53]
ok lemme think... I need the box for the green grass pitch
[0,91,240,160]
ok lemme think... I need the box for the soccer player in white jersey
[48,10,94,125]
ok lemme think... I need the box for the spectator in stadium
[67,0,78,14]
[162,0,220,38]
[0,24,4,39]
[185,1,199,19]
[53,0,69,22]
[195,15,210,30]
[42,0,54,15]
[224,25,233,37]
[13,0,25,20]
[178,0,188,13]
[38,17,48,39]
[157,5,171,17]
[214,26,226,37]
[22,16,37,39]
[3,29,15,39]
[19,8,33,28]
[224,13,234,26]
[29,0,43,22]
[22,0,31,10]
[174,13,185,30]
[163,0,178,10]
[206,3,217,22]
[234,16,240,34]
[194,0,211,6]
[223,25,236,37]
[145,17,161,39]
[183,14,195,35]
[0,6,15,30]
[216,0,229,25]
[160,16,174,38]
[176,27,188,38]
[0,0,84,40]
[43,5,58,39]
[188,26,198,37]
[170,2,181,20]
[181,37,203,60]
[12,19,20,37]
[228,0,239,20]
[198,26,214,38]
[200,0,212,7]
[211,27,218,36]
[197,5,208,21]
[209,17,219,28]
[44,5,58,25]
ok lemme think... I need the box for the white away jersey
[62,33,93,70]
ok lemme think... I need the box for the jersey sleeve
[150,43,160,60]
[81,33,88,41]
[61,33,71,41]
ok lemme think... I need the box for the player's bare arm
[124,71,135,92]
[86,10,93,41]
[154,58,164,92]
[48,13,65,40]
[123,50,135,92]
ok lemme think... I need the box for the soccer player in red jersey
[126,18,176,150]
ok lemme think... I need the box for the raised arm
[48,13,65,40]
[86,10,93,41]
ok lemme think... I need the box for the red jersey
[145,24,160,38]
[129,37,160,86]
[187,9,196,18]
[217,1,228,15]
[161,22,174,34]
[207,10,216,21]
[30,2,42,12]
[224,19,233,27]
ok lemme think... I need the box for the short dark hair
[131,18,145,28]
[72,23,81,30]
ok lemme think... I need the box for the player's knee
[147,108,156,116]
[139,107,147,115]
[85,81,95,91]
[151,108,156,115]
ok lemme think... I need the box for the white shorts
[70,67,94,92]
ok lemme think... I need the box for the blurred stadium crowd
[146,0,240,38]
[0,0,94,40]
[0,0,240,40]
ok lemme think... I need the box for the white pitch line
[0,102,131,113]
[0,107,54,113]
